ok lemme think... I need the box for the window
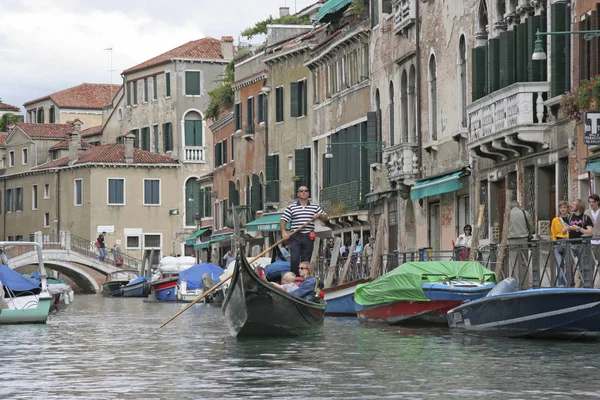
[221,199,228,228]
[163,122,173,152]
[108,178,125,205]
[246,97,254,133]
[44,183,50,198]
[7,236,13,241]
[257,94,265,123]
[32,184,38,210]
[361,45,369,79]
[265,154,280,202]
[127,82,132,106]
[15,187,23,211]
[234,102,242,131]
[382,0,392,14]
[15,235,23,242]
[118,108,123,121]
[144,234,161,248]
[204,186,212,217]
[371,0,379,27]
[131,129,140,148]
[389,81,395,146]
[141,127,151,151]
[153,76,158,100]
[143,78,149,102]
[37,108,44,123]
[214,142,222,166]
[144,179,160,205]
[74,179,83,206]
[165,72,171,97]
[22,148,28,165]
[5,188,12,212]
[428,55,438,141]
[49,107,55,123]
[214,201,220,229]
[291,79,308,118]
[9,151,14,167]
[184,113,203,146]
[185,71,202,96]
[231,134,235,161]
[275,86,284,122]
[126,235,140,249]
[133,80,138,105]
[153,124,159,153]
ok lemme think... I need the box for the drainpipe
[415,0,423,179]
[2,179,5,239]
[56,170,61,237]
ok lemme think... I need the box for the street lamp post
[532,28,600,61]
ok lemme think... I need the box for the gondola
[222,252,326,338]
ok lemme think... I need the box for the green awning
[185,228,210,246]
[585,159,600,173]
[193,233,232,250]
[317,0,353,22]
[411,171,464,200]
[245,214,290,232]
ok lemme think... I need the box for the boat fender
[69,291,74,303]
[486,277,517,297]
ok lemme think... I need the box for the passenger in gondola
[288,261,317,301]
[271,271,299,292]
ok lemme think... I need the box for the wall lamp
[533,28,600,61]
[324,141,385,159]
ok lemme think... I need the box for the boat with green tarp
[354,261,496,325]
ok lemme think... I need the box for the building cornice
[305,26,370,69]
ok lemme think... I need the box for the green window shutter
[144,78,148,102]
[290,82,299,118]
[142,127,150,151]
[223,138,227,163]
[506,30,516,86]
[265,154,280,202]
[133,81,138,105]
[322,154,331,188]
[499,32,509,89]
[591,10,598,77]
[231,135,234,161]
[257,94,264,123]
[229,181,238,208]
[215,142,222,166]
[487,38,500,93]
[185,120,195,146]
[132,129,140,148]
[153,76,158,99]
[382,0,392,14]
[234,103,240,131]
[194,120,202,146]
[251,174,261,215]
[529,15,546,82]
[276,86,284,122]
[144,180,151,204]
[515,23,527,82]
[186,71,201,95]
[163,123,172,152]
[165,72,171,96]
[127,82,131,106]
[472,46,486,101]
[294,148,305,193]
[366,112,378,168]
[551,2,570,97]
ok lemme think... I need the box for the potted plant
[561,74,600,122]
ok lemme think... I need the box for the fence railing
[314,240,600,291]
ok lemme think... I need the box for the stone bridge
[4,232,145,294]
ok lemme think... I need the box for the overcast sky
[0,0,317,113]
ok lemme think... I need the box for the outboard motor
[486,277,517,297]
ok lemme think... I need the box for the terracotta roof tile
[24,83,122,109]
[15,122,74,139]
[49,140,93,150]
[81,125,103,137]
[34,144,178,170]
[0,102,20,112]
[123,37,225,74]
[0,133,8,147]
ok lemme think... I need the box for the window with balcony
[275,86,284,122]
[185,114,203,149]
[393,0,416,33]
[185,71,202,96]
[108,178,125,205]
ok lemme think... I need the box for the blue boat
[122,276,151,297]
[322,278,369,316]
[447,278,600,340]
[150,275,178,301]
[176,263,224,302]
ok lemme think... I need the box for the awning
[185,227,210,246]
[585,159,600,173]
[245,213,290,232]
[411,171,465,200]
[193,233,232,250]
[316,0,353,22]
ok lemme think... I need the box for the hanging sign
[584,111,600,145]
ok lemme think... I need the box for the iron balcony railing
[319,180,370,216]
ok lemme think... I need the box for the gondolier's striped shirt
[281,201,324,234]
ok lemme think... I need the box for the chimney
[124,132,134,164]
[69,120,83,161]
[279,6,290,17]
[220,36,234,61]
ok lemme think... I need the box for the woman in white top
[455,225,473,248]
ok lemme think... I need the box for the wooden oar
[160,213,321,328]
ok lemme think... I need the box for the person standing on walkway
[551,200,570,286]
[508,201,534,288]
[280,186,328,275]
[96,231,107,261]
[584,194,600,264]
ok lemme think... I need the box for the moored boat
[102,270,140,297]
[222,252,326,337]
[0,241,53,324]
[176,262,224,303]
[447,278,600,339]
[149,276,178,301]
[355,261,496,325]
[322,278,369,316]
[122,276,151,297]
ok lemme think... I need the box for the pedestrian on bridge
[96,232,107,262]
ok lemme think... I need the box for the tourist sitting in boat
[288,261,317,301]
[271,272,299,292]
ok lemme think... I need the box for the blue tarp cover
[178,263,224,290]
[0,264,41,291]
[264,259,291,281]
[126,276,150,286]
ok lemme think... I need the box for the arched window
[459,36,468,128]
[389,81,395,146]
[478,0,488,34]
[117,108,123,121]
[401,70,408,143]
[408,66,416,143]
[184,111,203,146]
[428,54,438,141]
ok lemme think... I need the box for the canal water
[1,295,600,399]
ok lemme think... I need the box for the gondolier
[280,186,328,275]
